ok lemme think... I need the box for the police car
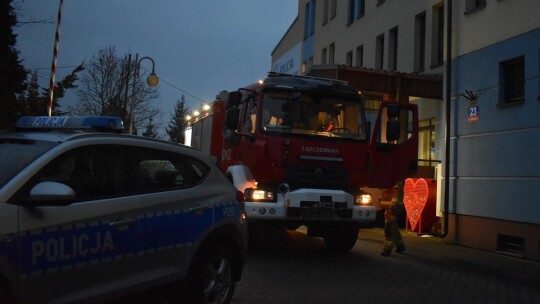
[0,116,248,304]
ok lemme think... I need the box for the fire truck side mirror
[228,91,243,106]
[386,120,400,142]
[225,108,240,130]
[385,104,401,142]
[386,104,401,118]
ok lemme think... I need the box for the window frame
[328,43,335,65]
[357,0,366,19]
[388,26,399,71]
[498,55,525,107]
[464,0,486,15]
[414,12,427,72]
[375,34,385,70]
[356,45,364,67]
[346,50,353,67]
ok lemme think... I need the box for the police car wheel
[188,245,236,304]
[0,285,11,303]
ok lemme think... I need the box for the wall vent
[497,234,525,257]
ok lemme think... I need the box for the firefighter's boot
[381,240,394,256]
[396,239,406,253]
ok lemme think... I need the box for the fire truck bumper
[351,205,377,222]
[244,188,376,223]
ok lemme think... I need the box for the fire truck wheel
[323,226,359,253]
[187,244,237,304]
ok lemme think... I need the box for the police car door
[12,146,140,303]
[131,147,214,281]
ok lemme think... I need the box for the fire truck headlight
[244,187,276,202]
[355,193,373,206]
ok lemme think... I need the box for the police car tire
[0,284,11,303]
[188,245,237,304]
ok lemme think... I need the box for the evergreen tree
[142,117,159,138]
[166,95,190,143]
[0,0,28,129]
[0,0,83,128]
[24,71,44,115]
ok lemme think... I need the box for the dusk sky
[14,0,297,132]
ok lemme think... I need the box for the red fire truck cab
[186,72,418,252]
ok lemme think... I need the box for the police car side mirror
[26,181,76,207]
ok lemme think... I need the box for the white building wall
[314,0,444,76]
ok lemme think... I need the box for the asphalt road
[231,227,540,304]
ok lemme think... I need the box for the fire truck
[185,72,418,252]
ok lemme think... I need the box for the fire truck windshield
[260,89,367,141]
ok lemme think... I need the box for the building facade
[271,0,540,260]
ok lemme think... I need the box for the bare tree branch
[72,46,160,132]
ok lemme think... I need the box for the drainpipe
[441,0,452,238]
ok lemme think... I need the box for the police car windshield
[260,89,367,140]
[0,138,59,189]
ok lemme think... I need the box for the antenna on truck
[267,71,349,85]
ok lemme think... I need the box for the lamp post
[128,54,159,134]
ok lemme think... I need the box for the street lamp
[129,54,159,134]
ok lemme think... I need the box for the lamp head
[146,73,159,86]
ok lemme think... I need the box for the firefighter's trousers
[383,205,406,252]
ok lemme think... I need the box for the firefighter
[380,180,406,256]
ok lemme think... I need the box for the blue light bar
[15,116,124,132]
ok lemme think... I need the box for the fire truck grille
[285,165,348,190]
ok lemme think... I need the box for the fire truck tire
[248,223,285,250]
[186,244,237,304]
[323,226,359,253]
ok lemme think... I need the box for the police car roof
[0,116,123,143]
[4,116,210,161]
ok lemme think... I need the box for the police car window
[124,147,210,195]
[26,146,120,202]
[0,138,58,189]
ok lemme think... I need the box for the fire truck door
[368,104,418,188]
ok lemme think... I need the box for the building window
[356,45,364,67]
[330,0,337,19]
[418,118,438,168]
[346,50,353,67]
[357,0,366,18]
[321,47,327,65]
[465,0,486,15]
[304,2,310,39]
[329,43,335,64]
[432,4,444,66]
[323,0,329,25]
[499,56,525,105]
[348,0,356,25]
[414,12,426,72]
[304,1,317,38]
[310,0,316,35]
[375,34,384,70]
[388,27,398,71]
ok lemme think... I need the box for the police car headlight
[355,193,373,206]
[244,187,276,202]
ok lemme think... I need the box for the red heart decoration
[403,178,429,231]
